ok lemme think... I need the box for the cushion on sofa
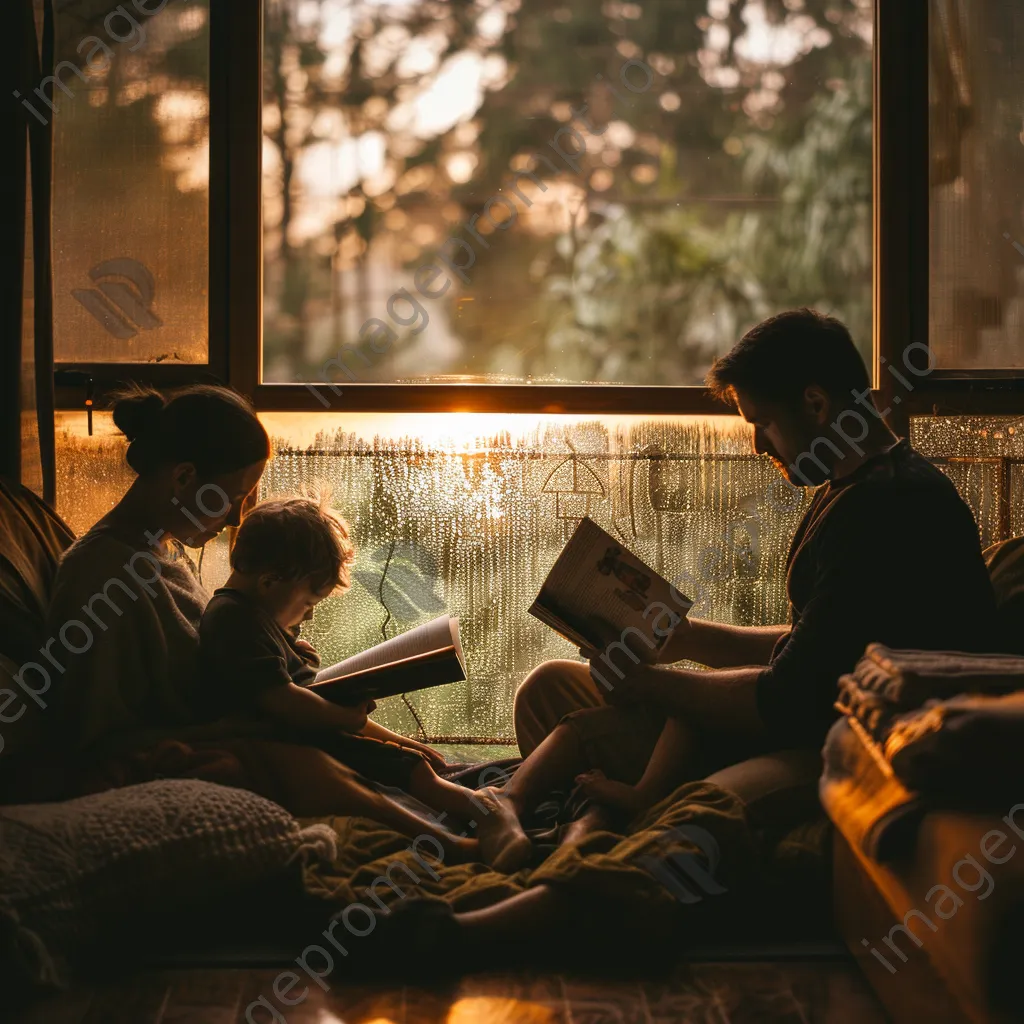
[0,478,75,771]
[0,778,336,988]
[0,478,74,667]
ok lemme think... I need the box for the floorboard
[9,961,888,1024]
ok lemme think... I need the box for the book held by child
[310,614,466,703]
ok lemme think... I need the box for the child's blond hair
[231,492,355,594]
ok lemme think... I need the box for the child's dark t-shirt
[198,588,425,788]
[199,587,319,716]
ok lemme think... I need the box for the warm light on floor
[445,996,559,1024]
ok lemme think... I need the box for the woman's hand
[358,720,448,770]
[293,638,321,668]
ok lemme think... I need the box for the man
[495,308,996,846]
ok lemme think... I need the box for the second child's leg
[576,716,701,817]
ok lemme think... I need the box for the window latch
[54,370,95,436]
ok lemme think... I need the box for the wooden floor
[11,961,887,1023]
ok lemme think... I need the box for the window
[929,0,1024,369]
[49,0,212,366]
[261,0,875,388]
[911,415,1024,546]
[49,3,1024,751]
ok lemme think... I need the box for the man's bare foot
[575,770,650,817]
[474,787,533,873]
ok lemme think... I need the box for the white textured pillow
[0,779,336,987]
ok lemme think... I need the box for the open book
[529,517,692,662]
[309,615,466,704]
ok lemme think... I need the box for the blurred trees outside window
[261,0,874,386]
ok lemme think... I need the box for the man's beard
[763,429,832,488]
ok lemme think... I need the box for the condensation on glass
[47,1,211,364]
[256,413,810,744]
[911,415,1024,546]
[262,0,874,386]
[930,0,1024,368]
[21,140,42,497]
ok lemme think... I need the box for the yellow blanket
[302,782,766,928]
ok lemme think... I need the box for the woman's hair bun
[111,385,167,443]
[107,382,269,479]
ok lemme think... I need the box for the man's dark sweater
[757,439,997,745]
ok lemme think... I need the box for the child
[199,494,530,872]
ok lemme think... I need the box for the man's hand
[655,616,698,665]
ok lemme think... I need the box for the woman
[47,385,479,859]
[50,384,269,757]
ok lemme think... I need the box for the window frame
[53,0,1024,424]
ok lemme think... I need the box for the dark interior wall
[0,3,33,483]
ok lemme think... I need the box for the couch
[826,536,1024,1024]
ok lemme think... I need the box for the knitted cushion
[0,779,336,987]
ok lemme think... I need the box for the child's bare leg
[327,769,478,864]
[503,720,586,818]
[576,716,699,816]
[407,761,532,873]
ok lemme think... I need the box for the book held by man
[310,615,466,703]
[528,517,692,660]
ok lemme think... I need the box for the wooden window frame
[55,0,1024,426]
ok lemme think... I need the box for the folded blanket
[848,644,1024,709]
[835,676,896,742]
[826,646,1024,861]
[885,691,1024,806]
[835,645,1024,743]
